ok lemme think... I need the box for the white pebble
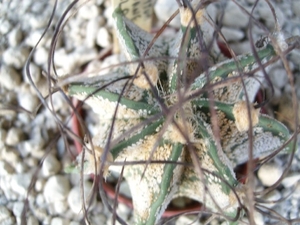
[96,27,111,48]
[18,92,40,112]
[220,27,245,42]
[42,154,61,177]
[269,67,288,89]
[154,0,180,28]
[12,201,24,217]
[253,210,264,225]
[48,200,68,215]
[43,175,70,203]
[23,62,41,84]
[2,46,29,69]
[7,26,23,47]
[86,17,101,48]
[50,217,70,225]
[0,206,15,225]
[67,181,95,214]
[77,3,100,19]
[5,127,24,146]
[261,189,282,208]
[35,179,46,192]
[10,173,32,197]
[281,174,300,188]
[35,193,45,207]
[258,163,283,187]
[33,47,48,66]
[0,20,12,35]
[0,65,21,90]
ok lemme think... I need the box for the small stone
[35,179,46,192]
[50,217,70,225]
[67,181,95,214]
[253,210,264,225]
[43,175,70,203]
[33,47,48,66]
[18,92,40,112]
[0,129,7,148]
[77,2,99,19]
[269,67,288,89]
[0,161,15,175]
[0,206,15,225]
[85,17,100,48]
[5,127,25,146]
[220,27,245,42]
[292,0,300,17]
[256,1,286,29]
[261,189,282,208]
[10,173,32,197]
[154,0,180,28]
[23,62,41,84]
[14,162,29,174]
[42,154,61,177]
[222,2,250,28]
[0,65,22,90]
[2,46,30,69]
[7,26,23,47]
[96,27,111,48]
[258,163,283,187]
[12,201,24,217]
[35,193,45,207]
[281,174,300,188]
[27,215,39,225]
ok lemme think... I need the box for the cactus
[63,1,296,224]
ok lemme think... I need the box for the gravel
[1,0,300,224]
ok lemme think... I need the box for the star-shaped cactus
[63,1,294,224]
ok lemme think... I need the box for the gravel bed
[1,0,300,224]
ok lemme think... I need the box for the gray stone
[222,2,250,28]
[154,0,180,29]
[220,27,245,42]
[292,0,300,17]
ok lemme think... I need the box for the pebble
[96,27,112,48]
[5,127,25,146]
[23,62,41,84]
[27,215,39,225]
[282,174,300,188]
[10,173,32,197]
[0,161,15,175]
[0,65,22,90]
[85,17,101,48]
[269,67,288,89]
[12,201,24,217]
[42,154,61,177]
[43,175,70,203]
[258,163,283,187]
[50,217,70,225]
[220,27,245,42]
[7,26,23,47]
[0,206,15,225]
[221,1,250,28]
[256,1,286,29]
[33,47,49,66]
[2,46,30,69]
[154,0,181,29]
[292,0,300,17]
[67,181,96,214]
